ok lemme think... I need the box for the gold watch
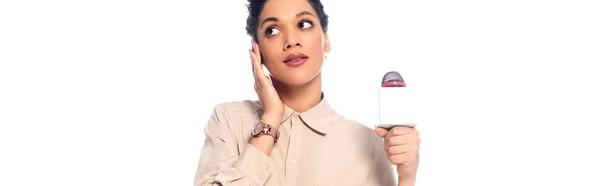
[251,120,280,142]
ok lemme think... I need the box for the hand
[249,41,284,128]
[375,126,420,185]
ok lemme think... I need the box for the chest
[265,120,372,186]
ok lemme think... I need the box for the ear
[324,32,331,53]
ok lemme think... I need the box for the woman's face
[256,0,331,86]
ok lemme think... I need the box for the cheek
[259,44,279,65]
[306,34,325,52]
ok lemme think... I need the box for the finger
[385,131,420,150]
[387,132,419,147]
[265,75,273,85]
[251,42,268,85]
[254,82,259,93]
[391,153,418,167]
[249,48,254,73]
[388,153,408,165]
[249,49,258,83]
[375,128,388,137]
[388,126,417,138]
[387,143,419,155]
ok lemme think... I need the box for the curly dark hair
[245,0,329,41]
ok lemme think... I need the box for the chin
[274,69,320,86]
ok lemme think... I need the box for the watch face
[252,121,264,136]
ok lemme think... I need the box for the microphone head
[381,71,405,87]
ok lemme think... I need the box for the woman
[194,0,420,185]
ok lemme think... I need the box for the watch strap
[255,120,280,142]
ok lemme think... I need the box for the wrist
[397,176,416,186]
[261,115,282,130]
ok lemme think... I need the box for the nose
[283,33,302,51]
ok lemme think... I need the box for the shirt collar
[280,92,335,134]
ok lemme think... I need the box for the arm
[194,41,284,186]
[193,104,276,186]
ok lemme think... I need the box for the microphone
[381,71,406,87]
[376,71,417,130]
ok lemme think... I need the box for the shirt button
[290,159,296,165]
[259,175,264,181]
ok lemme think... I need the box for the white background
[1,0,599,185]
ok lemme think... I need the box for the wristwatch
[251,120,280,142]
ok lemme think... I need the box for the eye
[298,20,313,29]
[265,27,281,36]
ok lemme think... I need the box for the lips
[284,53,309,63]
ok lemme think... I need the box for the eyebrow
[295,11,314,18]
[260,11,315,29]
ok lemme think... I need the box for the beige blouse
[193,95,396,186]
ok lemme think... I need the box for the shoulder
[211,99,263,115]
[205,100,263,138]
[207,100,263,128]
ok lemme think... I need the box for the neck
[272,73,322,113]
